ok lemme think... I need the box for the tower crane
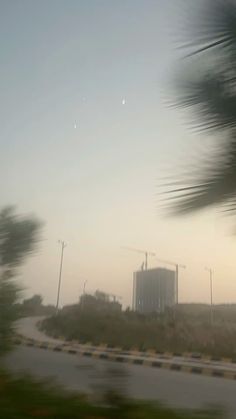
[155,257,186,304]
[122,246,156,270]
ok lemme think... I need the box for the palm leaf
[183,0,236,59]
[166,0,236,215]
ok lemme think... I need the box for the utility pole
[83,279,88,295]
[174,263,186,305]
[56,240,66,314]
[205,267,213,325]
[175,264,179,305]
[81,279,88,310]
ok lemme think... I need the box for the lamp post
[56,240,66,313]
[81,279,88,310]
[175,263,186,305]
[205,267,213,325]
[83,279,88,295]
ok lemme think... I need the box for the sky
[1,0,236,308]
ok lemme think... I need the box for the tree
[79,291,122,313]
[0,206,42,354]
[166,0,236,217]
[21,294,43,316]
[23,294,43,308]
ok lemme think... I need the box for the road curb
[13,336,236,381]
[40,331,236,364]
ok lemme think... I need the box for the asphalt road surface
[4,345,236,417]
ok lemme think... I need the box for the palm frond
[176,72,236,132]
[165,0,236,216]
[184,0,236,60]
[166,137,236,214]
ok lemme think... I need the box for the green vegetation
[0,206,42,355]
[0,370,224,419]
[15,294,55,318]
[42,297,236,359]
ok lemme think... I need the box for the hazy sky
[2,0,236,307]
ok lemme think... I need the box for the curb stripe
[67,349,77,354]
[191,367,203,374]
[83,351,92,357]
[212,370,224,378]
[132,359,143,365]
[152,361,163,368]
[15,335,236,364]
[170,364,182,371]
[99,353,109,360]
[13,337,236,381]
[115,356,125,362]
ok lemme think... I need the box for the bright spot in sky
[122,98,126,105]
[74,122,77,129]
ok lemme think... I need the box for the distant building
[133,267,175,313]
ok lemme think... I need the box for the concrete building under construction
[133,267,175,313]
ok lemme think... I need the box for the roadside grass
[41,304,236,360]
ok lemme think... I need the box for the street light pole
[81,280,88,310]
[175,264,186,305]
[56,240,66,313]
[145,252,148,270]
[205,267,213,325]
[175,264,179,305]
[83,280,88,295]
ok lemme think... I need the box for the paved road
[4,345,236,415]
[5,317,235,417]
[16,316,59,343]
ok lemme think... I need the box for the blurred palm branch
[166,0,236,216]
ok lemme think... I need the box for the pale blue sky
[2,0,236,307]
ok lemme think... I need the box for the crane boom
[122,246,156,270]
[122,246,155,256]
[156,257,185,269]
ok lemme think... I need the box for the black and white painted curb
[13,336,236,381]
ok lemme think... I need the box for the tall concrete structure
[133,267,175,313]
